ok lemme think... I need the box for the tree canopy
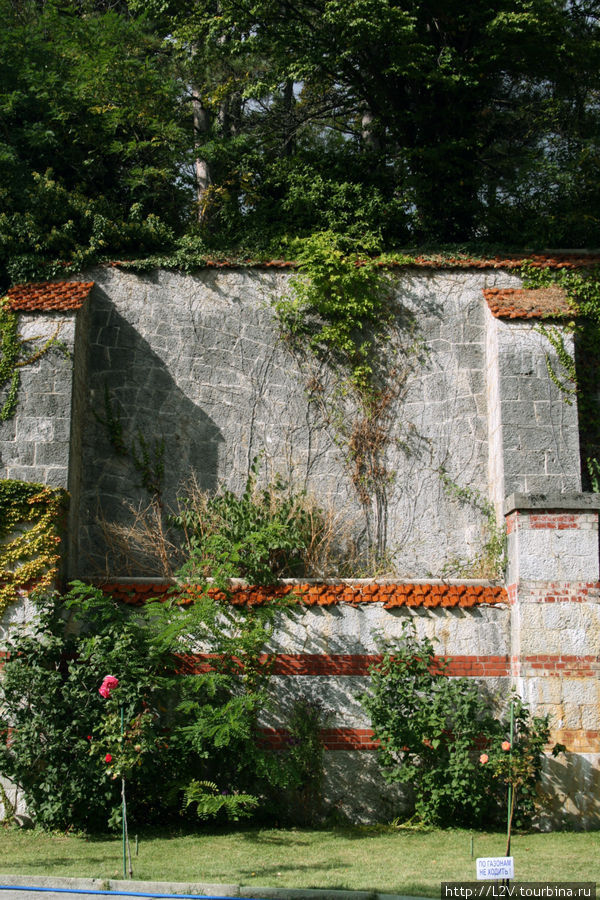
[1,0,599,285]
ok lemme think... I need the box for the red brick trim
[259,726,600,752]
[516,655,600,677]
[550,730,600,753]
[180,651,599,678]
[506,582,600,603]
[529,514,581,529]
[258,727,380,751]
[177,652,512,677]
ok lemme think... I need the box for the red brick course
[260,726,600,752]
[258,727,380,751]
[506,582,600,603]
[176,652,513,677]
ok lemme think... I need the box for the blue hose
[0,887,254,899]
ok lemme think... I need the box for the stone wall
[0,264,598,827]
[0,313,78,488]
[66,265,579,578]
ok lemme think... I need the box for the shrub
[0,580,293,831]
[0,585,177,830]
[171,456,319,584]
[360,621,553,827]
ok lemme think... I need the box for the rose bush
[360,621,556,827]
[0,581,304,831]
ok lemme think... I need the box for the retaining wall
[0,265,598,827]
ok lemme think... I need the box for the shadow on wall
[538,752,600,830]
[78,288,224,576]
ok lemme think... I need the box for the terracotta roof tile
[483,286,572,319]
[5,281,94,312]
[98,581,507,608]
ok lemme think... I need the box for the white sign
[476,857,514,880]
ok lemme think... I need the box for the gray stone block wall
[77,265,546,578]
[492,317,581,496]
[0,313,78,488]
[0,266,585,579]
[66,297,92,577]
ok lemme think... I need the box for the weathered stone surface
[71,266,526,577]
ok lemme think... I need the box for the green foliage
[0,480,66,614]
[275,232,400,394]
[134,0,600,248]
[0,297,68,422]
[0,0,189,288]
[481,696,564,831]
[2,0,600,268]
[537,323,578,404]
[438,469,506,580]
[0,301,21,421]
[0,586,172,830]
[184,780,258,822]
[0,578,297,831]
[171,456,317,584]
[360,622,552,827]
[274,232,421,569]
[280,696,332,826]
[587,457,600,493]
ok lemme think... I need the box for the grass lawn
[0,826,598,896]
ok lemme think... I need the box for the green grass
[0,827,599,895]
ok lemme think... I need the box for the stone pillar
[485,306,581,520]
[505,493,600,827]
[0,281,94,579]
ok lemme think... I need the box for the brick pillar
[505,493,600,827]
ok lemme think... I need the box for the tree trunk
[192,86,211,222]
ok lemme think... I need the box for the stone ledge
[505,492,600,515]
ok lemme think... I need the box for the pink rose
[105,753,112,763]
[502,740,511,751]
[479,753,489,764]
[99,675,119,698]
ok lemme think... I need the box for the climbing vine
[520,264,600,491]
[438,469,506,580]
[0,480,67,615]
[97,385,165,500]
[0,297,67,422]
[274,233,421,569]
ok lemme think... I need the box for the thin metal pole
[506,700,515,857]
[121,707,126,880]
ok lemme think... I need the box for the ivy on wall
[273,233,422,570]
[0,480,67,616]
[0,297,67,423]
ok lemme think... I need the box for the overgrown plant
[279,696,332,825]
[0,480,66,615]
[171,456,319,584]
[0,579,294,831]
[479,696,565,839]
[520,264,600,491]
[274,232,421,569]
[438,469,506,580]
[97,386,165,500]
[0,298,67,422]
[360,621,554,828]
